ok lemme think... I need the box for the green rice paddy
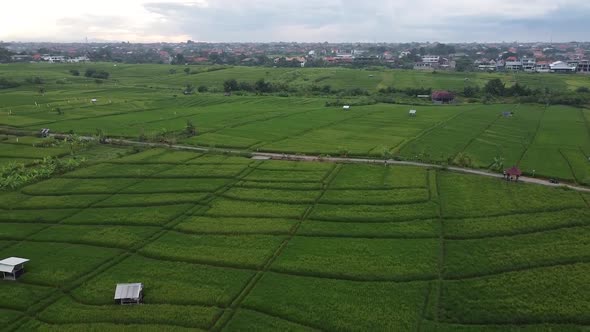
[0,63,589,331]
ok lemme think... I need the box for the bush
[69,69,80,76]
[84,69,110,79]
[0,78,20,89]
[576,86,589,93]
[197,85,208,93]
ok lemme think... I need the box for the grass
[139,232,286,269]
[444,226,590,278]
[175,216,296,235]
[38,297,219,329]
[0,242,122,286]
[62,205,192,226]
[438,172,586,218]
[440,263,590,324]
[271,236,439,280]
[0,62,589,329]
[71,255,254,306]
[244,272,429,331]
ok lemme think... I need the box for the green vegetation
[0,62,588,330]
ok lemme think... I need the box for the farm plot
[438,172,586,218]
[244,272,429,331]
[271,236,439,280]
[139,232,286,269]
[439,263,590,325]
[330,164,428,189]
[71,255,254,306]
[444,226,590,278]
[0,136,589,330]
[0,242,122,286]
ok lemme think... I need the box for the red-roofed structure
[432,90,454,104]
[504,166,522,181]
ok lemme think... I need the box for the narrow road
[94,137,590,194]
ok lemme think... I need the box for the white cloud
[0,0,589,42]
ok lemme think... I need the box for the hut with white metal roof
[409,110,417,117]
[0,257,29,281]
[114,283,144,305]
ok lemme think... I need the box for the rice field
[0,147,589,330]
[1,63,589,182]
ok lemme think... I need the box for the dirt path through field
[87,136,590,194]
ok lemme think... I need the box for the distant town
[1,41,589,74]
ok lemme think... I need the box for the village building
[550,61,576,73]
[114,283,144,305]
[577,60,590,73]
[535,61,551,73]
[431,91,454,104]
[521,57,536,72]
[505,57,523,71]
[0,257,29,280]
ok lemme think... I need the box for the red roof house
[431,90,454,103]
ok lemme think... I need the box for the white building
[521,57,536,72]
[0,257,29,280]
[505,60,522,71]
[67,56,90,63]
[42,55,66,63]
[550,61,576,73]
[421,55,440,64]
[114,283,144,305]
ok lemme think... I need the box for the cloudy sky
[1,0,589,43]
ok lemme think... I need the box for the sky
[1,0,590,43]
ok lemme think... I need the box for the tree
[484,78,505,96]
[69,69,80,76]
[184,67,190,75]
[254,79,272,93]
[169,69,177,74]
[183,84,195,95]
[175,54,186,65]
[463,85,479,97]
[223,79,238,93]
[197,85,208,93]
[576,86,589,93]
[185,119,197,136]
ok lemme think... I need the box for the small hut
[431,91,454,104]
[114,283,144,305]
[343,105,350,110]
[409,110,417,117]
[91,98,97,104]
[0,257,29,281]
[504,166,522,181]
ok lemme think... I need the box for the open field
[1,63,589,182]
[0,147,589,330]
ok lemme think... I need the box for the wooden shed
[114,283,144,305]
[0,257,29,281]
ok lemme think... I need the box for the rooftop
[114,283,143,300]
[0,257,29,273]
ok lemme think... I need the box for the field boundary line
[434,170,445,322]
[445,259,590,281]
[210,164,342,331]
[394,106,476,155]
[516,104,546,167]
[446,223,590,240]
[14,128,588,192]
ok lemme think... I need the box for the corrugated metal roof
[114,283,143,299]
[0,257,29,272]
